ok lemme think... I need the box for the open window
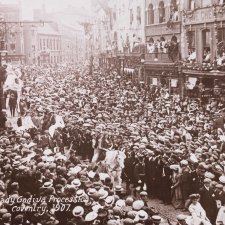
[202,29,211,62]
[137,6,141,25]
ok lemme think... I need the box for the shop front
[183,69,225,104]
[144,63,181,95]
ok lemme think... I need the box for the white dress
[189,202,211,225]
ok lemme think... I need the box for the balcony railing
[145,53,178,63]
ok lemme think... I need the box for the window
[187,31,195,52]
[188,0,195,10]
[201,0,211,7]
[130,9,133,25]
[10,43,15,51]
[147,4,154,25]
[171,35,177,43]
[159,1,165,23]
[43,39,45,50]
[113,11,116,21]
[39,39,42,50]
[217,28,225,56]
[137,6,141,25]
[50,39,52,50]
[114,32,117,42]
[53,39,55,50]
[202,29,211,62]
[170,0,179,21]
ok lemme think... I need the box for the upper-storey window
[137,6,141,25]
[188,0,195,10]
[147,4,154,25]
[159,1,165,23]
[202,29,211,62]
[170,0,179,21]
[130,9,133,25]
[201,0,211,7]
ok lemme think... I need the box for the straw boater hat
[72,206,84,217]
[85,211,98,222]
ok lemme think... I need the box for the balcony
[145,21,181,37]
[144,53,178,63]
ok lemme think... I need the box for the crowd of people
[1,62,225,225]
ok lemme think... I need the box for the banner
[171,79,178,87]
[187,77,197,90]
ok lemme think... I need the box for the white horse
[104,150,126,187]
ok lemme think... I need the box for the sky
[0,0,93,20]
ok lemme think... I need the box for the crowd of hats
[1,63,225,224]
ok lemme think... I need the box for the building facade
[0,3,25,64]
[143,0,182,95]
[181,0,225,102]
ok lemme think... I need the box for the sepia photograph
[0,0,225,224]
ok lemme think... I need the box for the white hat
[42,181,53,188]
[180,160,188,166]
[132,200,144,211]
[85,211,98,222]
[99,173,110,181]
[219,175,225,184]
[71,179,81,187]
[136,210,148,221]
[43,149,53,156]
[87,171,96,179]
[72,206,84,217]
[105,196,115,206]
[205,172,215,179]
[87,188,97,196]
[115,199,126,208]
[67,166,82,176]
[76,189,85,197]
[98,188,108,199]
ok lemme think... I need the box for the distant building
[0,3,25,64]
[108,0,145,54]
[24,23,61,65]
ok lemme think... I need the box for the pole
[4,22,7,63]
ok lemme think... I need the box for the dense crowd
[1,62,225,225]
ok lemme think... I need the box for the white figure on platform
[188,194,212,225]
[17,111,36,132]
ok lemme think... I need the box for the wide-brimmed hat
[85,211,98,222]
[87,188,97,197]
[71,179,81,187]
[132,200,144,211]
[115,199,126,208]
[42,181,53,188]
[76,189,85,197]
[152,215,163,223]
[105,196,115,206]
[72,206,84,217]
[98,188,108,199]
[136,210,148,221]
[67,166,82,176]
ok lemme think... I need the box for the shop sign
[185,8,214,24]
[201,88,213,98]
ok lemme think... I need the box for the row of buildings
[0,3,85,65]
[90,0,225,101]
